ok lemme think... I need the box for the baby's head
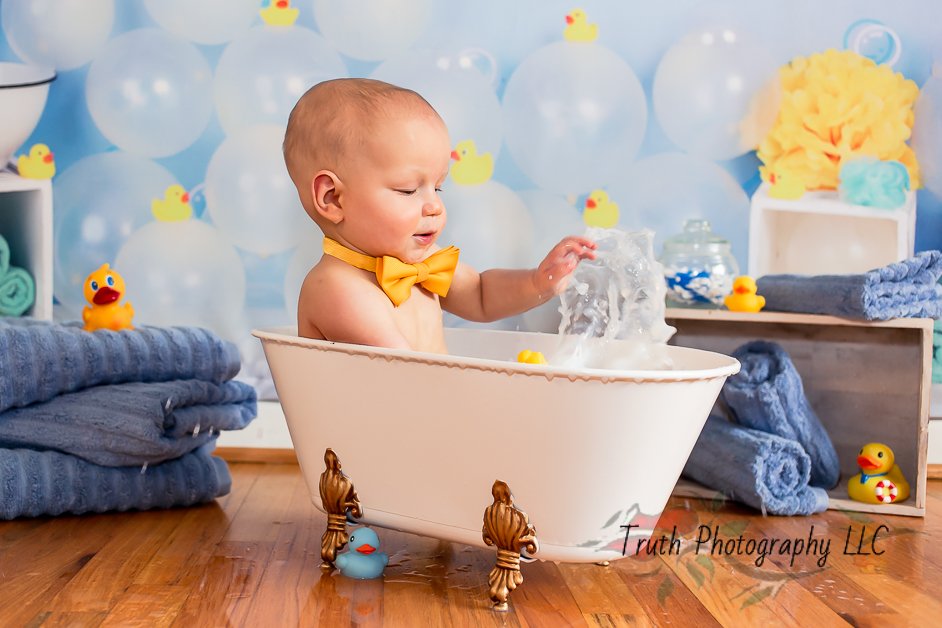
[283,78,452,263]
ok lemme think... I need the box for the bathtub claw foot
[318,448,362,570]
[483,480,538,611]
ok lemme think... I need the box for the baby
[283,78,596,353]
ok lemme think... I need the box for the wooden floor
[2,462,940,627]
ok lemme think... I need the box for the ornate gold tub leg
[318,448,362,571]
[482,480,539,611]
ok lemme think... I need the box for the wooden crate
[666,307,931,517]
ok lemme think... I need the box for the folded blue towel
[0,319,241,413]
[722,341,840,489]
[0,233,35,316]
[756,250,942,320]
[0,444,231,520]
[683,416,829,515]
[0,379,256,466]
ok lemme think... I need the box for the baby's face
[338,113,451,264]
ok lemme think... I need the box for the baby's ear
[311,171,344,224]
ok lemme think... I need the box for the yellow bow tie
[323,237,460,307]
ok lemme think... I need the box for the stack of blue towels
[0,318,257,519]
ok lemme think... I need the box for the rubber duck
[82,264,135,332]
[765,168,806,200]
[151,184,193,222]
[564,9,598,42]
[336,527,388,579]
[724,276,765,313]
[517,350,547,365]
[17,143,55,179]
[449,140,494,185]
[259,0,299,26]
[582,189,619,228]
[848,443,910,504]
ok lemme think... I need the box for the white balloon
[85,28,212,157]
[2,0,113,71]
[53,152,176,313]
[283,233,325,320]
[913,74,942,199]
[313,0,433,61]
[440,181,534,271]
[371,49,502,160]
[115,220,246,340]
[517,190,586,267]
[205,125,311,256]
[214,25,347,135]
[502,42,647,195]
[143,0,259,45]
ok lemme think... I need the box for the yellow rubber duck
[517,350,547,365]
[449,140,493,185]
[564,9,598,42]
[17,143,55,179]
[764,167,806,200]
[582,189,619,228]
[724,276,766,313]
[848,443,910,505]
[260,0,299,26]
[152,184,193,222]
[82,264,135,332]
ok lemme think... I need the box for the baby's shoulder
[299,257,390,320]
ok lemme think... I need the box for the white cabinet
[0,172,53,319]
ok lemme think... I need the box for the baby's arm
[442,236,596,322]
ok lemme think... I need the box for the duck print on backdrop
[259,0,299,27]
[582,189,619,228]
[449,139,493,185]
[151,184,193,222]
[564,9,598,43]
[16,143,55,179]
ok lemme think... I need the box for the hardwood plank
[100,585,189,628]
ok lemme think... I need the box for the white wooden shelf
[0,171,53,319]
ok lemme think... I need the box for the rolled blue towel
[0,444,231,520]
[0,233,34,316]
[0,379,256,466]
[756,250,942,320]
[722,341,840,489]
[0,319,241,413]
[683,416,829,516]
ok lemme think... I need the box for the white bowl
[0,63,56,168]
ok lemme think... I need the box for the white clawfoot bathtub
[255,327,739,563]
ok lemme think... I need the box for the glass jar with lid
[658,219,740,307]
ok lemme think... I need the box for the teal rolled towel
[934,320,942,384]
[0,233,35,316]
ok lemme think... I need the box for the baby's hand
[532,236,597,297]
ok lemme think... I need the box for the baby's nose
[423,196,444,216]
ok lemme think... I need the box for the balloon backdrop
[85,28,212,157]
[653,28,781,161]
[115,220,246,339]
[502,42,647,195]
[142,0,259,46]
[53,152,176,313]
[1,0,114,71]
[517,189,586,267]
[371,49,503,161]
[912,70,942,199]
[204,125,311,257]
[213,25,348,135]
[283,232,325,320]
[313,0,434,62]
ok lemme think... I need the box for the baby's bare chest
[390,288,447,353]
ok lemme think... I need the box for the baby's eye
[394,188,416,195]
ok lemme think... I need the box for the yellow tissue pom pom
[758,49,920,191]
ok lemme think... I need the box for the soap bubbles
[283,233,325,320]
[371,49,503,160]
[440,181,534,271]
[502,42,647,195]
[2,0,114,71]
[844,19,902,67]
[86,28,212,157]
[912,71,942,199]
[214,26,347,135]
[115,220,246,339]
[609,152,751,264]
[653,28,781,161]
[313,0,434,61]
[142,0,259,46]
[53,152,176,313]
[204,125,311,257]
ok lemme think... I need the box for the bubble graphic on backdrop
[371,49,503,161]
[502,42,647,195]
[440,181,534,272]
[313,0,433,61]
[214,25,348,135]
[205,125,311,257]
[85,28,212,158]
[2,0,114,71]
[608,152,751,265]
[653,28,781,161]
[283,232,325,320]
[912,70,942,199]
[53,152,176,313]
[115,220,246,340]
[143,0,259,46]
[844,19,902,67]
